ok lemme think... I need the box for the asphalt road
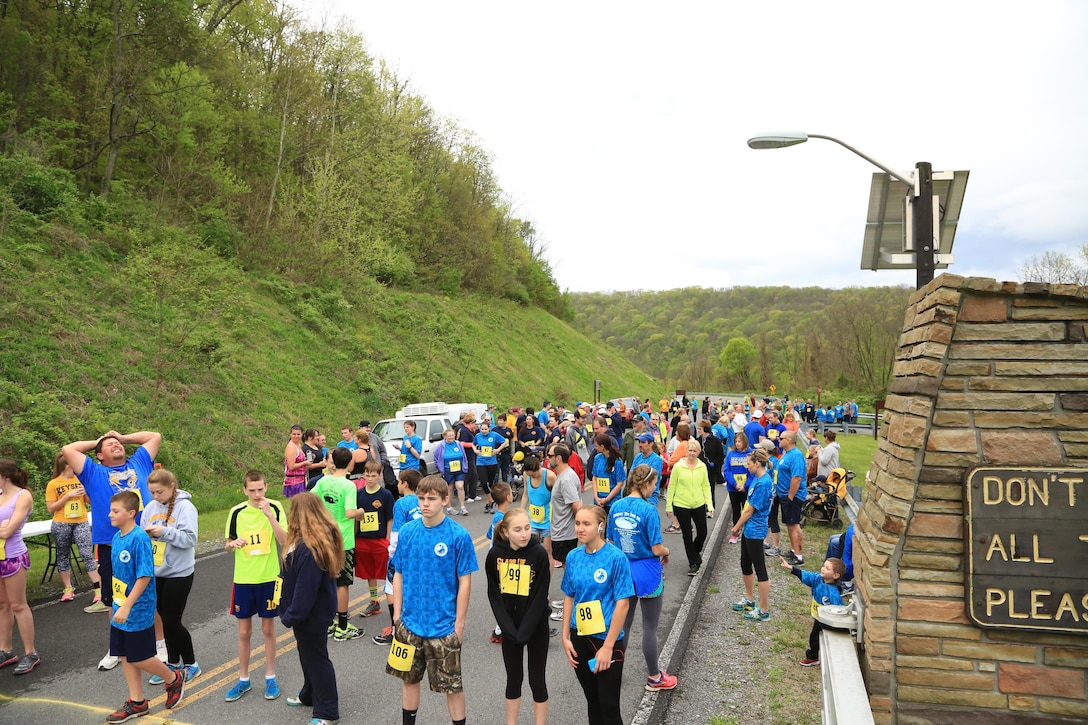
[0,486,711,724]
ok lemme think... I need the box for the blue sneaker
[184,663,202,683]
[148,663,176,686]
[743,607,771,622]
[225,678,252,702]
[265,676,281,700]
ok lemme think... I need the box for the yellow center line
[0,694,198,724]
[150,592,383,710]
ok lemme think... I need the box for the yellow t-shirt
[46,476,89,524]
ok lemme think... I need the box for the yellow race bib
[576,599,606,636]
[499,562,530,596]
[595,476,611,496]
[65,499,84,519]
[480,446,493,457]
[0,538,5,559]
[272,576,283,608]
[530,504,546,524]
[449,459,462,473]
[112,577,128,606]
[358,511,380,533]
[388,638,417,672]
[399,453,407,464]
[243,530,270,557]
[152,540,166,567]
[735,473,747,487]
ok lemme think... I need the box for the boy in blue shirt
[780,556,845,666]
[374,468,423,646]
[387,475,478,725]
[106,490,185,723]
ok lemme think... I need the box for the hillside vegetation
[0,233,657,517]
[571,286,911,400]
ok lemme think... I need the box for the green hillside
[0,236,657,516]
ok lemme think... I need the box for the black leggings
[740,537,769,581]
[728,489,748,526]
[478,464,499,496]
[673,505,708,568]
[570,630,625,725]
[464,451,479,499]
[501,619,550,702]
[156,574,196,664]
[768,496,782,534]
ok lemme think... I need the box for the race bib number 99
[499,562,530,596]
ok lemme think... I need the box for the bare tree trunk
[101,0,124,198]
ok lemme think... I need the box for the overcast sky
[307,1,1088,293]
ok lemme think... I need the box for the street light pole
[747,133,939,289]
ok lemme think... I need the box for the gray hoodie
[142,489,198,578]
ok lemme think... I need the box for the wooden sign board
[965,467,1088,633]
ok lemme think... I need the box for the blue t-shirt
[526,470,552,529]
[798,568,845,617]
[711,423,731,443]
[776,447,808,500]
[473,431,503,466]
[591,454,626,504]
[742,472,774,541]
[336,440,358,451]
[78,447,154,545]
[606,496,661,561]
[391,516,478,638]
[725,448,751,492]
[743,421,766,447]
[537,409,551,426]
[815,408,826,423]
[631,451,663,507]
[487,509,505,544]
[400,435,423,471]
[561,542,635,640]
[763,423,787,454]
[110,525,157,632]
[834,405,844,421]
[440,440,464,475]
[391,493,422,533]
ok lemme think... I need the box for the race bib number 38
[530,504,546,524]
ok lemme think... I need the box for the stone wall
[855,274,1088,724]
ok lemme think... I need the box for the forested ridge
[0,0,567,315]
[570,286,912,397]
[0,1,665,514]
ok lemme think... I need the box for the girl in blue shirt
[730,447,774,622]
[606,465,675,692]
[724,431,751,543]
[520,455,554,565]
[561,505,633,725]
[591,434,626,510]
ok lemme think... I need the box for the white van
[373,403,455,476]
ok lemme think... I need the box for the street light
[747,132,936,288]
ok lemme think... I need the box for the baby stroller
[801,467,852,529]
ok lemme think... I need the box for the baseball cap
[757,439,776,451]
[637,433,654,443]
[359,420,371,428]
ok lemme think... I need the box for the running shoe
[0,650,17,669]
[184,663,202,683]
[148,663,176,685]
[98,651,120,671]
[549,610,564,622]
[361,600,382,617]
[106,698,149,723]
[728,535,739,544]
[287,694,306,707]
[61,587,76,602]
[552,560,563,568]
[447,507,458,516]
[489,630,502,644]
[763,541,772,550]
[645,670,678,692]
[459,507,469,516]
[164,668,185,709]
[327,622,336,637]
[687,564,700,577]
[550,599,564,610]
[664,525,681,534]
[155,640,168,663]
[333,623,364,641]
[13,653,40,675]
[732,598,755,612]
[308,719,337,725]
[85,595,111,614]
[372,625,394,645]
[264,676,281,700]
[743,607,771,622]
[224,679,252,702]
[764,546,780,557]
[801,657,820,667]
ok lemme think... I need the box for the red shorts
[354,537,390,581]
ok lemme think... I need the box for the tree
[1019,246,1088,285]
[720,337,758,390]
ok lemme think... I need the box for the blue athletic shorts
[230,581,279,619]
[110,624,156,663]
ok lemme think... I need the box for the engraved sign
[966,467,1088,633]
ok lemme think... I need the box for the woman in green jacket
[665,439,714,576]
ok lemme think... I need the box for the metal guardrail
[821,627,875,725]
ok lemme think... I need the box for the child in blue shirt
[780,556,845,667]
[374,469,423,647]
[399,421,424,473]
[387,475,478,725]
[106,490,185,723]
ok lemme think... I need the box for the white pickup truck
[370,402,456,476]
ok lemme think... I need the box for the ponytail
[0,459,29,489]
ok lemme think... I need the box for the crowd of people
[0,392,856,724]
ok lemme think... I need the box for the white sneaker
[155,641,168,663]
[98,651,120,671]
[549,610,564,622]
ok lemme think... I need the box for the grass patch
[707,585,721,594]
[837,434,878,478]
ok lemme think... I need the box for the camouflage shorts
[384,620,463,693]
